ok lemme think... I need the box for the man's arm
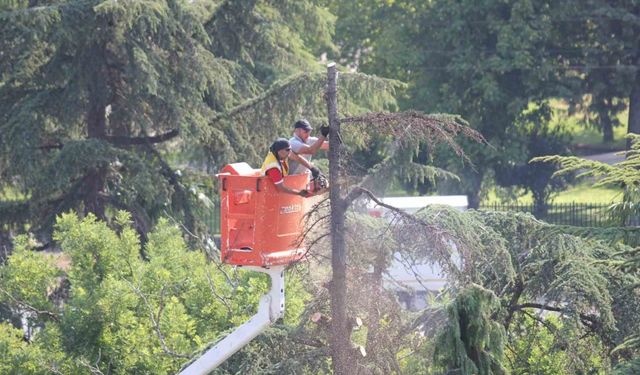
[266,168,307,196]
[289,151,315,170]
[292,135,326,155]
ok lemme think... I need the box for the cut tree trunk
[326,63,353,375]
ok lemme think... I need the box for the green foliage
[208,70,402,170]
[561,0,639,142]
[396,206,639,372]
[328,0,639,206]
[329,0,577,206]
[0,0,220,237]
[205,0,335,84]
[0,236,60,328]
[0,212,313,373]
[507,314,606,374]
[534,133,640,366]
[0,322,62,374]
[494,110,573,217]
[533,133,640,227]
[0,0,346,241]
[613,358,640,375]
[213,325,330,375]
[433,285,507,375]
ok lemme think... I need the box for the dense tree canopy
[328,0,640,208]
[0,212,316,374]
[0,0,341,243]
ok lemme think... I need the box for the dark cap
[270,138,290,153]
[293,119,312,131]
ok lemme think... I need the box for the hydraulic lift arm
[178,266,286,375]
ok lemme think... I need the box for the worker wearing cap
[288,119,330,175]
[261,138,321,197]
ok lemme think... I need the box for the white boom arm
[178,266,286,375]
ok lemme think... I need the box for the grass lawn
[482,183,623,205]
[549,99,628,149]
[551,184,623,203]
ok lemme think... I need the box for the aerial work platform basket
[217,162,308,267]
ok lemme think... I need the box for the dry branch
[123,279,191,359]
[0,286,59,322]
[341,111,485,161]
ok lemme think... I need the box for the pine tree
[533,133,640,370]
[433,285,507,375]
[0,0,336,244]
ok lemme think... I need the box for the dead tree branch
[123,279,191,359]
[204,268,233,318]
[0,286,59,322]
[513,303,599,325]
[77,350,105,375]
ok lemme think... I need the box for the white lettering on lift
[280,204,302,214]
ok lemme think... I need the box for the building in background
[368,196,468,310]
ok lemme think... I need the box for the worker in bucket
[287,119,329,175]
[288,119,330,194]
[261,138,321,197]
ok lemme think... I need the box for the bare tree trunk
[601,110,614,143]
[365,251,384,368]
[466,170,483,210]
[85,50,108,219]
[628,63,640,149]
[326,63,352,375]
[84,69,107,219]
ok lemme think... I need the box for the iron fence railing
[479,202,637,227]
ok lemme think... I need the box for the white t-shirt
[288,134,318,175]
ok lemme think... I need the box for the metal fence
[479,202,629,227]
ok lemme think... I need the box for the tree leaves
[0,212,316,373]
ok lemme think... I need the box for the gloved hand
[298,189,310,197]
[320,125,330,137]
[310,167,320,179]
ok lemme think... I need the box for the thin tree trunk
[326,63,352,375]
[602,112,613,143]
[85,44,108,219]
[532,190,548,219]
[365,251,384,368]
[466,170,483,209]
[628,64,640,149]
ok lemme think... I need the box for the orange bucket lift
[179,162,312,374]
[217,162,308,267]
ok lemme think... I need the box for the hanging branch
[204,267,233,318]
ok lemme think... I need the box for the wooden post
[326,62,352,375]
